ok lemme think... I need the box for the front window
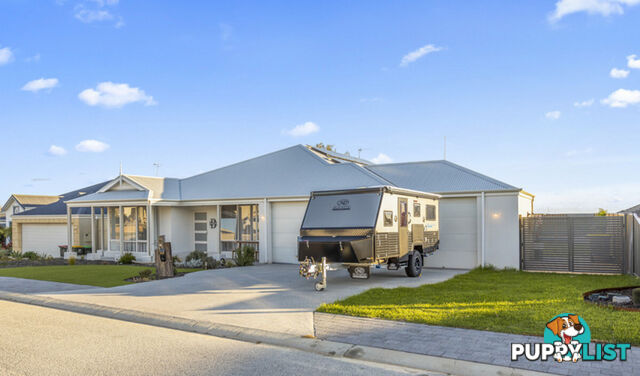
[413,203,421,217]
[383,211,393,227]
[221,204,259,256]
[109,206,147,253]
[426,205,437,221]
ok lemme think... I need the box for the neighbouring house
[1,194,61,242]
[620,204,640,216]
[11,182,107,257]
[59,145,533,269]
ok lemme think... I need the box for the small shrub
[224,259,236,268]
[68,256,76,266]
[233,246,256,266]
[9,249,23,259]
[633,288,640,306]
[204,256,218,269]
[138,269,153,280]
[22,251,42,261]
[119,252,136,264]
[186,250,207,263]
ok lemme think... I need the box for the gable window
[220,204,259,257]
[413,202,421,217]
[426,205,437,221]
[13,206,21,214]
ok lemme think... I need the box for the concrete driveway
[37,265,465,336]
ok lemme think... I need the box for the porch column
[101,208,105,251]
[106,207,111,251]
[147,203,153,257]
[91,206,96,254]
[119,205,124,254]
[66,206,73,257]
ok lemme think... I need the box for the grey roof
[179,145,388,200]
[13,181,108,216]
[620,204,640,214]
[365,160,519,194]
[70,190,150,203]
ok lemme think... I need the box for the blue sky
[1,0,639,212]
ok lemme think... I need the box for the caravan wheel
[405,251,423,277]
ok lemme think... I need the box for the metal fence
[633,214,640,277]
[520,214,626,274]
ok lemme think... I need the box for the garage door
[22,224,67,258]
[271,201,307,264]
[424,197,478,269]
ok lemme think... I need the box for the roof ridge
[181,145,308,181]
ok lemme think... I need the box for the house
[620,204,640,216]
[11,182,107,257]
[1,194,61,241]
[59,145,533,269]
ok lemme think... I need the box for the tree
[0,227,11,247]
[596,208,607,216]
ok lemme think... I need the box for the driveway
[36,265,465,336]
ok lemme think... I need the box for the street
[0,301,432,376]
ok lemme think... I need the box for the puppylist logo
[511,313,631,363]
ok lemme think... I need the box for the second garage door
[21,223,67,258]
[424,197,478,269]
[271,201,307,264]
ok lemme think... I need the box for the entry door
[398,198,408,256]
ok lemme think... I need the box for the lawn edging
[0,291,548,376]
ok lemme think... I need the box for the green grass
[318,268,640,345]
[0,265,202,288]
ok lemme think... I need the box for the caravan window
[413,202,421,217]
[426,204,437,220]
[383,211,393,227]
[302,192,381,229]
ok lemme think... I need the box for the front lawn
[318,268,640,345]
[0,265,201,288]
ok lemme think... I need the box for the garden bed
[0,258,116,268]
[583,286,640,312]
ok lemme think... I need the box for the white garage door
[424,197,478,269]
[22,224,67,258]
[271,201,307,264]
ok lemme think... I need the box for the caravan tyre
[405,251,423,277]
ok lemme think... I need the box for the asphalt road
[0,301,435,376]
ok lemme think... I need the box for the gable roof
[2,194,61,212]
[13,181,109,216]
[365,160,519,194]
[69,175,181,203]
[620,204,640,214]
[179,145,388,200]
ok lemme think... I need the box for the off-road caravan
[298,186,440,291]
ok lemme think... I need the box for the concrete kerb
[0,291,548,376]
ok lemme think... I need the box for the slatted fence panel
[521,215,625,274]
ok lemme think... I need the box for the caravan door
[398,198,408,257]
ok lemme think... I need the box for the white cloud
[548,0,640,22]
[73,0,122,27]
[285,121,319,137]
[610,67,630,78]
[400,44,443,67]
[601,88,640,107]
[25,53,40,63]
[22,78,59,92]
[78,82,156,108]
[573,99,594,107]
[0,46,14,65]
[545,110,562,120]
[48,145,67,156]
[627,54,640,69]
[75,140,110,153]
[371,153,393,164]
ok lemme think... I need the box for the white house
[62,144,533,269]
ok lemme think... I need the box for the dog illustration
[546,315,584,362]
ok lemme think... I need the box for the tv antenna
[153,162,161,176]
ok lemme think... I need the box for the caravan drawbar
[298,186,440,291]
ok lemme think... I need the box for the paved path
[315,313,639,376]
[34,264,465,336]
[0,276,102,293]
[0,300,433,376]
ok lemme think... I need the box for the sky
[1,0,639,213]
